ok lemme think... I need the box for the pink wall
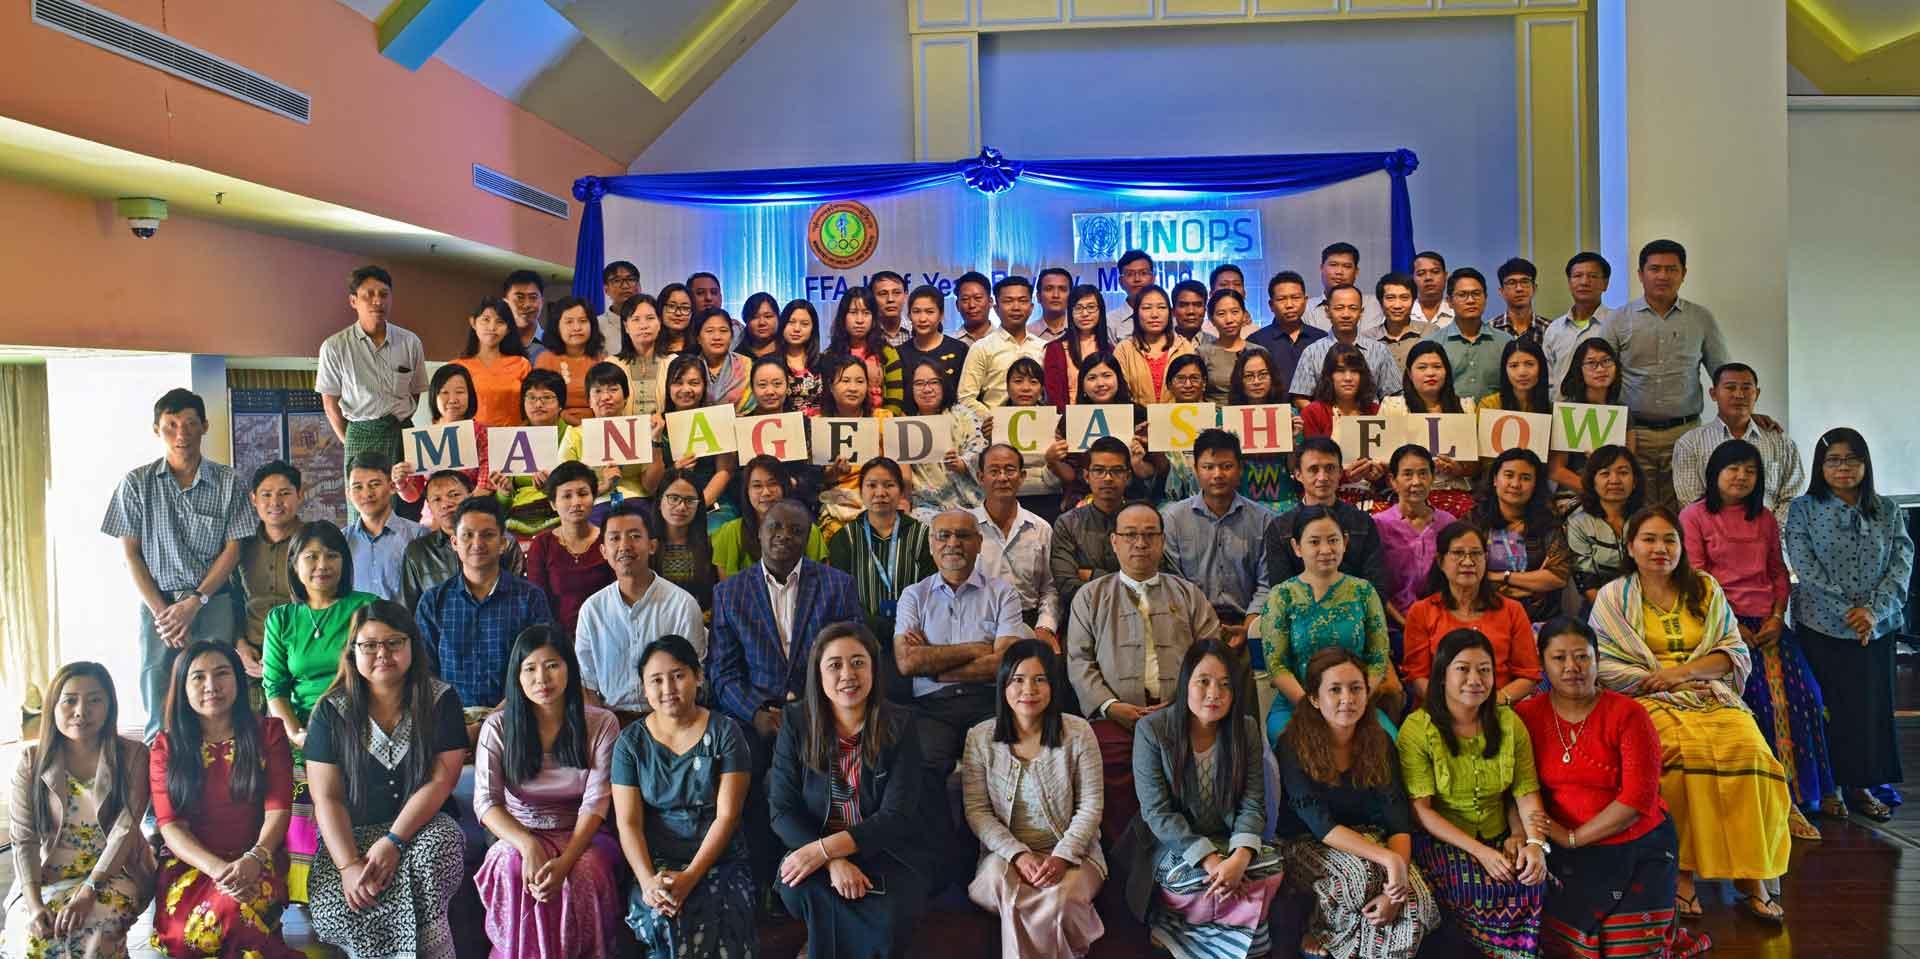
[0,0,621,268]
[0,177,493,359]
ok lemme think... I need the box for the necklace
[1552,709,1589,764]
[304,600,346,642]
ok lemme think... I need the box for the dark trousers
[1800,627,1904,788]
[746,720,781,899]
[910,685,997,885]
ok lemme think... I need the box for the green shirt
[1397,706,1538,841]
[261,591,379,722]
[710,517,829,577]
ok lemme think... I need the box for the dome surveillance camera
[115,197,168,240]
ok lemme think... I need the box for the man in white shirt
[971,444,1060,647]
[1409,250,1456,329]
[1107,249,1155,341]
[575,502,704,722]
[598,260,640,351]
[957,275,1048,415]
[1305,242,1386,338]
[316,265,427,488]
[1670,363,1803,523]
[1542,251,1617,391]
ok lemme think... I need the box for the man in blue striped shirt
[415,496,552,741]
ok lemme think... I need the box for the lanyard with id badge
[864,518,900,619]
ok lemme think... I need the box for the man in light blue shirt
[343,450,427,602]
[1542,251,1617,391]
[575,502,704,719]
[894,509,1029,774]
[1160,430,1275,636]
[1289,284,1403,403]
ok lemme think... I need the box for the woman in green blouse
[260,519,378,904]
[1256,505,1403,746]
[1397,629,1547,959]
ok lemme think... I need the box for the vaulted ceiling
[337,0,795,162]
[1790,0,1920,94]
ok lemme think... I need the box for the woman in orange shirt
[1401,521,1543,709]
[456,297,531,426]
[534,295,608,426]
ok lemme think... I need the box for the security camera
[115,197,168,239]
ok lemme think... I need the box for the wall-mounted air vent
[33,0,311,124]
[473,165,569,220]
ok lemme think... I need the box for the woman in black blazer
[770,622,930,958]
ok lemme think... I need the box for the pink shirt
[474,705,619,832]
[1374,505,1456,614]
[1679,501,1789,619]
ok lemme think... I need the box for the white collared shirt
[956,326,1049,415]
[1411,298,1456,329]
[765,564,803,657]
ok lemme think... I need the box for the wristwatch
[188,589,208,605]
[1524,836,1552,855]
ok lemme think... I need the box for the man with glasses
[971,444,1059,646]
[1049,436,1159,625]
[1067,500,1219,840]
[1107,249,1156,341]
[1487,257,1546,351]
[1246,270,1328,398]
[317,265,427,496]
[598,260,641,351]
[1607,238,1732,507]
[1670,363,1802,522]
[1305,242,1387,338]
[414,496,553,742]
[1543,252,1616,390]
[1420,267,1511,401]
[502,269,549,362]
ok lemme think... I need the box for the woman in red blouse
[149,641,302,958]
[525,460,614,635]
[1516,618,1709,959]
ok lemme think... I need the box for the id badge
[878,599,897,619]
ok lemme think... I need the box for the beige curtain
[0,363,53,734]
[227,368,315,391]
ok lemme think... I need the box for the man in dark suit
[707,497,862,894]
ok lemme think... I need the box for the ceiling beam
[545,0,793,102]
[377,0,487,71]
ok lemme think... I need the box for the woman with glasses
[305,601,468,959]
[1786,428,1913,823]
[1043,285,1114,407]
[656,283,695,356]
[1402,522,1541,709]
[1155,353,1216,502]
[711,454,830,576]
[901,357,988,521]
[1227,348,1300,514]
[1547,339,1635,510]
[827,458,934,679]
[650,469,720,610]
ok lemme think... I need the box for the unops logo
[808,201,880,270]
[1078,215,1121,261]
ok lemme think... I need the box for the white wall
[1788,105,1920,493]
[1617,0,1788,426]
[979,17,1518,276]
[630,0,913,172]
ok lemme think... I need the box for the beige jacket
[6,737,154,908]
[960,714,1107,878]
[1066,572,1220,713]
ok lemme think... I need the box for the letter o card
[1477,410,1552,459]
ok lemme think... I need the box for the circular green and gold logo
[808,200,880,270]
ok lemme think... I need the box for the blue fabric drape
[571,147,1418,312]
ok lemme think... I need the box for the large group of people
[9,238,1906,959]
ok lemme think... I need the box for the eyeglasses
[1114,530,1163,543]
[355,638,408,656]
[1086,466,1131,479]
[1445,549,1486,561]
[662,493,700,507]
[931,529,979,543]
[665,304,693,315]
[1122,268,1154,280]
[1823,456,1865,469]
[1450,290,1486,300]
[983,465,1023,478]
[1170,373,1205,385]
[1581,358,1616,369]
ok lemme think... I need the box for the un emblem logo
[808,201,880,270]
[1081,215,1120,261]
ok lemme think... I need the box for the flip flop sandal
[1819,796,1850,819]
[1676,893,1704,919]
[1788,806,1823,840]
[1856,795,1894,822]
[1739,894,1786,924]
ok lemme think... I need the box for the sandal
[1854,793,1894,822]
[1819,795,1850,819]
[1675,893,1704,919]
[1788,805,1823,840]
[1739,893,1786,924]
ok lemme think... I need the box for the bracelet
[1565,829,1578,850]
[384,831,408,854]
[816,839,831,862]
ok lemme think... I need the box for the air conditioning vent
[473,164,569,219]
[32,0,311,124]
